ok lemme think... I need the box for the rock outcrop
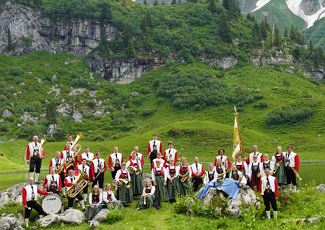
[0,213,24,230]
[0,183,25,208]
[37,209,85,227]
[0,1,115,55]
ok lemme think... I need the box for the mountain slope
[305,17,325,48]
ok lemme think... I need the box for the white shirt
[114,169,131,181]
[142,186,155,196]
[149,139,162,153]
[151,167,167,183]
[92,158,105,173]
[177,164,192,178]
[248,152,263,163]
[190,163,204,176]
[260,175,277,195]
[247,162,264,177]
[23,184,40,202]
[61,150,74,161]
[152,158,165,168]
[126,159,142,171]
[164,148,177,162]
[88,193,103,205]
[204,170,218,185]
[81,152,94,161]
[45,174,60,188]
[102,191,117,203]
[51,158,64,169]
[165,166,179,180]
[78,164,90,178]
[109,153,123,167]
[283,151,297,168]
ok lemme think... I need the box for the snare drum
[42,194,62,214]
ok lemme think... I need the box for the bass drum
[42,194,62,214]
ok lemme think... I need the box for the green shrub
[253,102,268,109]
[104,209,123,224]
[266,104,314,125]
[0,201,24,217]
[8,67,23,76]
[141,109,155,117]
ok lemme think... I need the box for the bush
[266,104,315,125]
[253,102,268,109]
[141,109,155,117]
[8,67,23,76]
[0,201,24,217]
[104,209,123,224]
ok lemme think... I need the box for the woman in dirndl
[114,162,133,205]
[137,179,156,210]
[271,146,287,187]
[86,185,104,221]
[126,151,143,196]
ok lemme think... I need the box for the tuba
[116,179,132,189]
[66,171,88,198]
[128,166,141,175]
[70,133,84,152]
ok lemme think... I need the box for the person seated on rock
[102,183,122,209]
[259,167,279,219]
[219,166,247,199]
[43,166,62,194]
[137,178,156,210]
[198,163,219,199]
[22,177,51,227]
[86,185,103,222]
[64,168,86,210]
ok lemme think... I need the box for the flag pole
[234,106,244,156]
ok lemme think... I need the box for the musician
[262,154,274,171]
[86,185,103,222]
[64,168,85,210]
[91,152,107,190]
[43,167,62,193]
[61,143,75,166]
[147,133,162,167]
[64,133,74,150]
[247,155,263,191]
[271,146,287,187]
[78,159,91,201]
[25,135,45,183]
[151,160,168,203]
[166,159,179,203]
[108,146,124,180]
[190,157,205,191]
[137,179,156,210]
[49,151,66,195]
[126,151,143,196]
[284,145,300,193]
[129,146,144,167]
[214,148,231,171]
[177,157,192,196]
[232,154,248,177]
[214,159,226,186]
[152,152,166,168]
[77,146,94,165]
[203,163,218,185]
[259,167,279,219]
[22,177,49,227]
[246,145,264,164]
[114,163,133,205]
[163,141,178,166]
[103,184,122,209]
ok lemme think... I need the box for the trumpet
[66,171,89,198]
[128,166,141,175]
[115,179,132,189]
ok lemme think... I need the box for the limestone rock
[37,214,60,228]
[56,103,72,118]
[213,56,237,69]
[0,214,24,230]
[317,184,325,193]
[0,192,10,208]
[20,112,38,123]
[72,110,83,122]
[69,88,86,96]
[93,110,104,117]
[59,209,85,224]
[92,209,109,222]
[2,109,12,117]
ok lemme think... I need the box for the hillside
[305,17,325,48]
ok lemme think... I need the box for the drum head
[42,194,62,214]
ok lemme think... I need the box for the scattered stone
[20,112,38,123]
[51,75,57,82]
[48,86,61,97]
[213,56,237,69]
[0,214,24,230]
[0,192,10,208]
[92,209,109,222]
[69,88,86,96]
[93,110,104,117]
[37,214,60,228]
[37,209,85,227]
[89,91,97,98]
[56,103,72,117]
[2,109,12,117]
[316,184,325,193]
[47,124,59,137]
[72,110,83,122]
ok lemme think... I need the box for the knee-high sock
[293,186,297,193]
[29,172,35,179]
[83,194,88,202]
[80,200,85,209]
[25,219,29,227]
[35,173,40,182]
[266,211,271,219]
[273,211,277,219]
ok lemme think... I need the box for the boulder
[0,192,10,208]
[316,184,325,193]
[0,214,24,230]
[92,209,109,222]
[89,91,97,98]
[214,56,237,69]
[37,214,60,228]
[93,110,104,117]
[68,88,86,96]
[72,110,83,123]
[59,209,85,224]
[6,183,25,199]
[2,109,12,117]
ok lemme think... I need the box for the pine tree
[218,13,232,43]
[252,23,261,47]
[260,17,270,41]
[284,27,288,38]
[127,39,136,58]
[223,0,240,19]
[171,0,177,4]
[208,0,217,13]
[273,25,281,48]
[153,0,159,6]
[143,0,148,5]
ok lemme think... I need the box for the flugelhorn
[66,171,88,198]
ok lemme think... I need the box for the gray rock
[20,112,38,123]
[0,192,10,208]
[92,209,109,222]
[213,56,237,69]
[68,88,86,96]
[93,110,104,117]
[0,214,24,230]
[2,109,12,117]
[37,214,60,228]
[317,184,325,193]
[56,103,72,117]
[89,91,97,98]
[47,124,59,137]
[7,183,25,199]
[72,110,83,122]
[142,173,152,181]
[59,209,85,224]
[48,86,60,97]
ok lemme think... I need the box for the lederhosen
[250,163,261,190]
[30,142,42,173]
[263,177,277,211]
[68,176,83,208]
[285,153,296,186]
[111,154,121,180]
[24,185,45,219]
[150,142,158,168]
[81,165,89,194]
[48,175,59,194]
[93,159,104,189]
[55,158,65,188]
[192,164,203,192]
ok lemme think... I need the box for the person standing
[22,177,50,227]
[284,145,300,192]
[247,155,263,191]
[163,141,178,166]
[246,145,264,164]
[151,160,168,204]
[49,151,66,195]
[25,135,46,183]
[108,146,124,180]
[271,146,287,187]
[114,163,133,205]
[214,148,231,171]
[148,134,162,168]
[166,159,179,203]
[259,167,279,219]
[78,159,91,201]
[126,151,143,196]
[77,146,94,165]
[129,146,144,167]
[177,157,192,196]
[190,157,205,191]
[64,168,85,210]
[90,153,107,191]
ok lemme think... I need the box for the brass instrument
[70,132,84,152]
[55,162,65,175]
[128,166,141,175]
[291,167,302,181]
[272,160,282,175]
[66,171,89,198]
[116,179,132,189]
[65,144,82,170]
[179,172,189,183]
[39,138,46,159]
